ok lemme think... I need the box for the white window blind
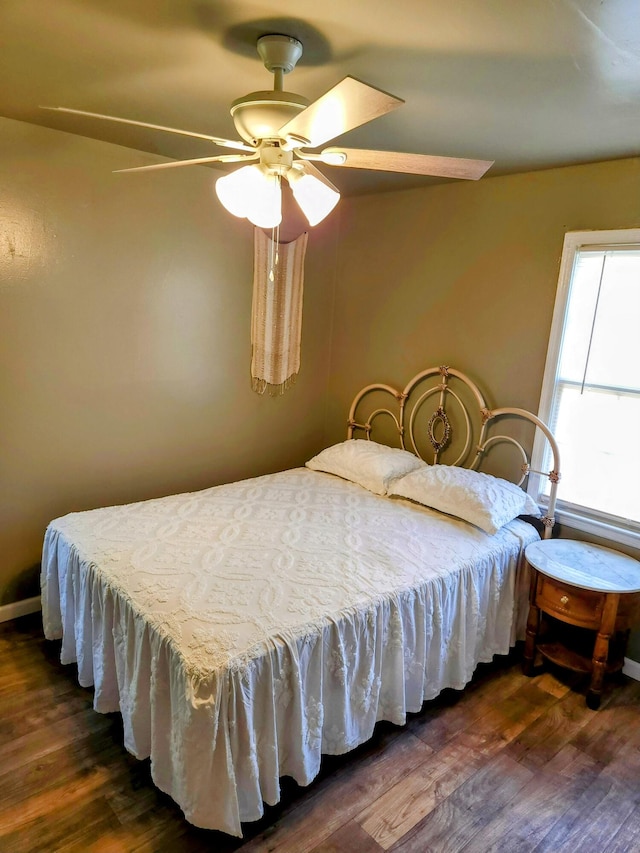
[531,230,640,547]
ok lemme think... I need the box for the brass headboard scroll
[347,365,560,538]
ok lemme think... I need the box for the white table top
[525,539,640,594]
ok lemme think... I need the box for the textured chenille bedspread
[42,467,537,835]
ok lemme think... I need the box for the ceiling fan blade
[278,77,403,149]
[294,159,341,193]
[320,147,494,180]
[41,106,255,153]
[113,153,258,174]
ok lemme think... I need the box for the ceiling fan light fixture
[287,168,340,226]
[215,164,282,228]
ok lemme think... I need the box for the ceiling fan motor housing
[230,90,309,146]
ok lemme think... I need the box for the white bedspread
[41,468,538,836]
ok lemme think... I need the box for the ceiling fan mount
[256,34,303,75]
[230,35,309,147]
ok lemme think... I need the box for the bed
[41,365,560,836]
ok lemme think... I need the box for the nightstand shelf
[537,640,593,674]
[523,539,640,709]
[537,639,624,676]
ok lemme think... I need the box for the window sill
[553,507,640,553]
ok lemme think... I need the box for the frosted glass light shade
[288,170,340,226]
[215,165,282,228]
[246,172,281,228]
[215,166,258,217]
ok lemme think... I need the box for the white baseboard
[0,596,41,623]
[623,657,640,682]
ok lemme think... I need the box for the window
[530,229,640,548]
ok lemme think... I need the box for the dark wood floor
[1,614,639,853]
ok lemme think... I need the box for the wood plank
[241,732,434,853]
[459,745,602,852]
[407,656,530,749]
[464,679,559,750]
[504,686,597,771]
[534,670,577,698]
[571,680,640,766]
[308,821,384,853]
[2,804,121,853]
[0,677,81,720]
[387,753,533,853]
[0,737,127,814]
[0,686,96,753]
[0,707,119,777]
[55,809,221,853]
[0,772,118,852]
[595,711,640,791]
[533,777,637,852]
[356,676,556,848]
[356,739,485,849]
[603,808,640,853]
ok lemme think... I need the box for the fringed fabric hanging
[251,228,308,395]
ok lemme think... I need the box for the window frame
[529,228,640,550]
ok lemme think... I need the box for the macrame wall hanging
[251,228,308,395]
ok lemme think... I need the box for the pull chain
[268,186,281,282]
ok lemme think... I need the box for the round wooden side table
[523,539,640,709]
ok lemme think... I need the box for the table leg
[523,577,540,677]
[586,592,620,711]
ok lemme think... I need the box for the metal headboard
[347,365,560,538]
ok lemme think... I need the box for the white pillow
[388,464,540,534]
[306,439,425,496]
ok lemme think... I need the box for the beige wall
[327,157,640,438]
[328,156,640,658]
[0,117,338,604]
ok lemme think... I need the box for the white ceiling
[2,0,640,195]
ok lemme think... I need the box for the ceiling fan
[43,34,494,228]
